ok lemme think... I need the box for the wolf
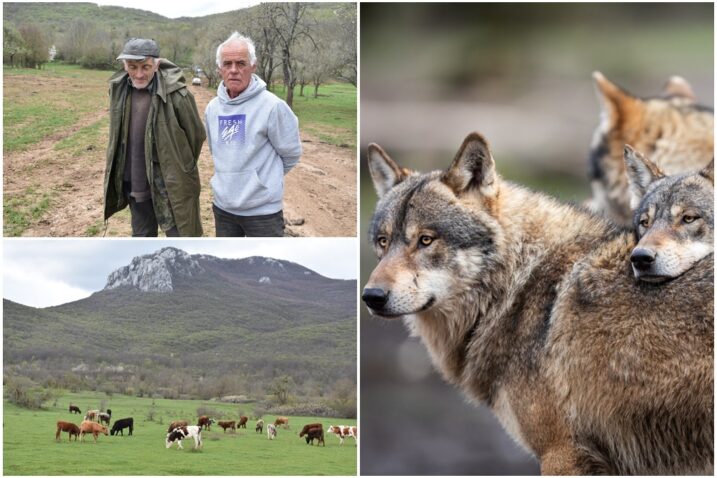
[587,71,713,226]
[623,145,714,283]
[363,132,713,474]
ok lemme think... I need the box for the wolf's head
[588,71,713,226]
[624,146,714,283]
[362,133,504,318]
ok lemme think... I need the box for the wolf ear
[367,143,409,198]
[661,75,696,102]
[624,145,665,208]
[699,158,714,184]
[443,132,497,197]
[592,71,642,128]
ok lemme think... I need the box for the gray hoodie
[205,74,301,216]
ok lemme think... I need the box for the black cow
[304,427,325,446]
[110,417,134,436]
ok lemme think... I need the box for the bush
[5,376,61,410]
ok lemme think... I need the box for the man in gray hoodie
[205,32,302,237]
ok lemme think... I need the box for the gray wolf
[624,145,713,282]
[363,132,713,474]
[587,71,713,226]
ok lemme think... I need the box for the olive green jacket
[104,59,206,236]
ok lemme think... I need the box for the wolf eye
[683,214,700,224]
[419,235,433,247]
[639,218,649,228]
[377,236,388,248]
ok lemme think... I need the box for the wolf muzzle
[362,288,389,311]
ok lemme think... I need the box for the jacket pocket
[170,124,197,174]
[211,170,281,211]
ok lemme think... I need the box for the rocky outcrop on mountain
[105,247,204,292]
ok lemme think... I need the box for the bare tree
[265,3,316,109]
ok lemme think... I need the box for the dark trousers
[212,204,284,237]
[128,196,179,237]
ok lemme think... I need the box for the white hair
[216,32,257,67]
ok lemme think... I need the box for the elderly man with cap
[104,38,206,236]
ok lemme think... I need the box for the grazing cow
[166,425,202,450]
[267,423,277,440]
[69,404,81,414]
[299,423,323,438]
[197,416,215,431]
[56,421,80,442]
[84,410,100,422]
[274,416,289,429]
[80,420,108,443]
[98,411,111,426]
[304,426,325,446]
[237,416,248,428]
[167,420,189,433]
[327,425,358,445]
[217,420,236,433]
[256,419,264,434]
[110,417,134,436]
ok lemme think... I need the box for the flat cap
[117,38,160,61]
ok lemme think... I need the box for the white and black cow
[166,425,202,450]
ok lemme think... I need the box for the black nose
[630,247,656,270]
[362,288,389,310]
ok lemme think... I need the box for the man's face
[124,57,158,90]
[219,41,257,99]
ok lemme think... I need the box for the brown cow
[79,420,108,443]
[274,416,290,429]
[218,420,236,433]
[256,419,264,434]
[167,420,189,433]
[305,426,325,446]
[237,416,248,428]
[84,410,100,422]
[197,415,215,431]
[299,423,323,438]
[56,421,80,442]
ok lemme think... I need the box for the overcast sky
[96,0,261,19]
[4,239,357,308]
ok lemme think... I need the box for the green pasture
[3,391,357,475]
[270,82,357,150]
[3,64,114,154]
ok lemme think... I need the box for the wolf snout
[630,247,656,271]
[362,288,389,310]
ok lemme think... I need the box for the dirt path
[5,82,356,237]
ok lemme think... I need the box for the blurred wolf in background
[363,132,713,474]
[587,71,713,226]
[623,145,713,283]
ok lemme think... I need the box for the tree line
[3,2,356,108]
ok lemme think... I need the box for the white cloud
[95,0,261,19]
[4,265,93,308]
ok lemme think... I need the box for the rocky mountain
[3,248,356,397]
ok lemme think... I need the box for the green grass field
[4,391,357,475]
[271,82,357,149]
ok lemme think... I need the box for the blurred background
[359,3,713,475]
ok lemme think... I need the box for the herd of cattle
[56,404,357,450]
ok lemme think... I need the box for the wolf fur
[624,146,714,282]
[587,71,713,226]
[363,132,713,475]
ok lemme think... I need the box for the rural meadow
[3,1,357,237]
[4,240,358,475]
